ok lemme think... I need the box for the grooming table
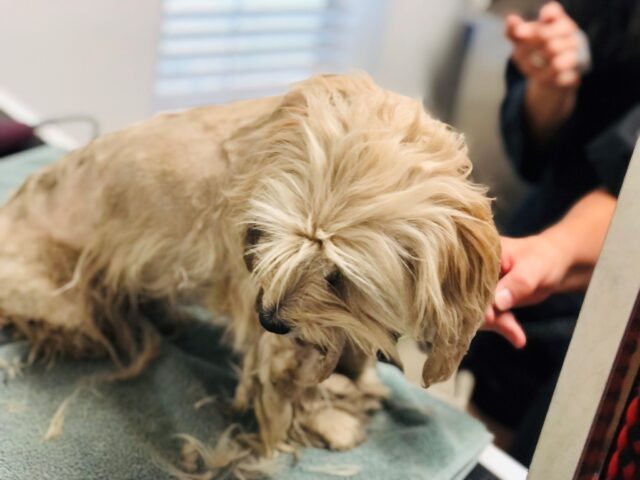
[0,145,497,480]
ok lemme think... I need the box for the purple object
[0,119,35,156]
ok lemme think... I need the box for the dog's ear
[413,204,500,388]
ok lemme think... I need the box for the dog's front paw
[357,365,391,400]
[307,408,365,451]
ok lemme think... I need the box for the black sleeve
[586,105,640,196]
[500,62,553,184]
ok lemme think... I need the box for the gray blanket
[0,146,491,480]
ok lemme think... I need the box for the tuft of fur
[0,73,500,470]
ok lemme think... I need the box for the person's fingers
[500,259,512,277]
[533,54,580,87]
[500,251,514,276]
[512,36,580,87]
[495,311,527,348]
[543,34,579,58]
[539,18,577,41]
[550,49,579,73]
[483,311,527,348]
[555,69,581,87]
[511,46,539,77]
[527,51,581,87]
[485,305,496,323]
[507,16,542,44]
[493,264,537,311]
[505,14,533,43]
[499,237,516,275]
[495,272,556,310]
[505,14,524,40]
[539,1,566,23]
[494,286,514,311]
[515,22,541,43]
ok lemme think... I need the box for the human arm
[506,2,586,143]
[483,188,617,347]
[500,2,588,182]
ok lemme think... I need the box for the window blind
[154,0,354,110]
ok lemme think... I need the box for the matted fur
[0,74,500,467]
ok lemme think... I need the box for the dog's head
[222,74,500,387]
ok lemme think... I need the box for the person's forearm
[558,265,596,293]
[524,81,577,144]
[541,189,616,290]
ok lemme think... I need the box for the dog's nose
[258,307,291,335]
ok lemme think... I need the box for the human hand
[483,190,613,347]
[482,233,573,348]
[505,1,583,89]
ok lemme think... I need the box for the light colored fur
[0,74,500,464]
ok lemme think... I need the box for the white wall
[377,0,464,102]
[352,0,464,103]
[0,0,162,144]
[0,0,465,145]
[453,13,527,222]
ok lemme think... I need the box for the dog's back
[1,96,279,249]
[0,95,278,359]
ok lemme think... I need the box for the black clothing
[462,0,640,466]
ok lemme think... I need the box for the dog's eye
[245,226,262,248]
[244,226,262,272]
[325,270,344,297]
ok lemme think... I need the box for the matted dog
[0,74,500,465]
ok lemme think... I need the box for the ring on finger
[529,51,547,68]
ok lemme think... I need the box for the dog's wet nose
[258,308,291,335]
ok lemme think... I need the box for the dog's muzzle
[258,307,291,335]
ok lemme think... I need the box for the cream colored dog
[0,74,499,461]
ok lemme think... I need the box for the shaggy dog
[0,74,499,462]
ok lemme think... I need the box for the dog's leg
[299,372,389,451]
[0,230,104,360]
[304,404,366,451]
[297,369,390,451]
[236,335,390,453]
[234,333,345,455]
[296,343,391,451]
[335,341,390,403]
[356,363,391,403]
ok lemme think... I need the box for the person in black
[461,0,640,466]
